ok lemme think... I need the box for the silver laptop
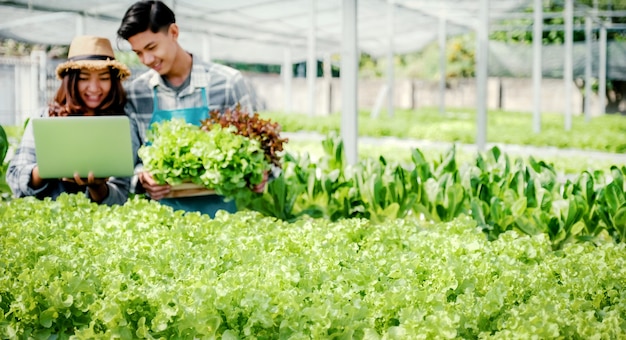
[32,116,134,179]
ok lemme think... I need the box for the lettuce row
[1,195,625,338]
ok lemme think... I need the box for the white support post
[282,47,293,114]
[38,50,47,108]
[75,14,85,36]
[532,0,542,133]
[438,11,447,115]
[202,34,211,63]
[476,0,489,151]
[323,53,332,116]
[341,0,358,165]
[584,16,592,121]
[29,51,41,124]
[599,25,607,115]
[386,0,395,118]
[371,84,389,119]
[564,0,573,131]
[307,0,317,116]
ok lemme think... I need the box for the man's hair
[117,0,176,40]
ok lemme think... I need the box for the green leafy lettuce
[138,119,269,198]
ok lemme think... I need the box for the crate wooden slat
[164,182,216,198]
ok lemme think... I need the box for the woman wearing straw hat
[6,35,132,205]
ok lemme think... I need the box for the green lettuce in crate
[138,119,269,198]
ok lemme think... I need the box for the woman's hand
[138,171,171,200]
[30,165,46,189]
[63,172,109,203]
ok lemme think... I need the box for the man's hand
[138,171,171,200]
[252,171,269,193]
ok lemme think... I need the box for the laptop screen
[32,116,135,179]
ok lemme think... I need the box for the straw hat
[55,35,131,81]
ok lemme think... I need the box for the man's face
[128,24,179,76]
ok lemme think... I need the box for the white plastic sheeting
[0,0,536,163]
[0,0,532,64]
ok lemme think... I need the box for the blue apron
[149,86,237,217]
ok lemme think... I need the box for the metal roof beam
[0,11,75,30]
[83,3,131,16]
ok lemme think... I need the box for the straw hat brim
[56,59,131,81]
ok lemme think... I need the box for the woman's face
[78,69,112,115]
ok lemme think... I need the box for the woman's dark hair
[48,68,126,117]
[117,0,176,40]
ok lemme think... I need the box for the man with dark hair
[118,0,256,217]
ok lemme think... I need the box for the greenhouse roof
[0,0,534,64]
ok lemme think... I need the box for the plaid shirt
[5,108,131,205]
[124,58,254,169]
